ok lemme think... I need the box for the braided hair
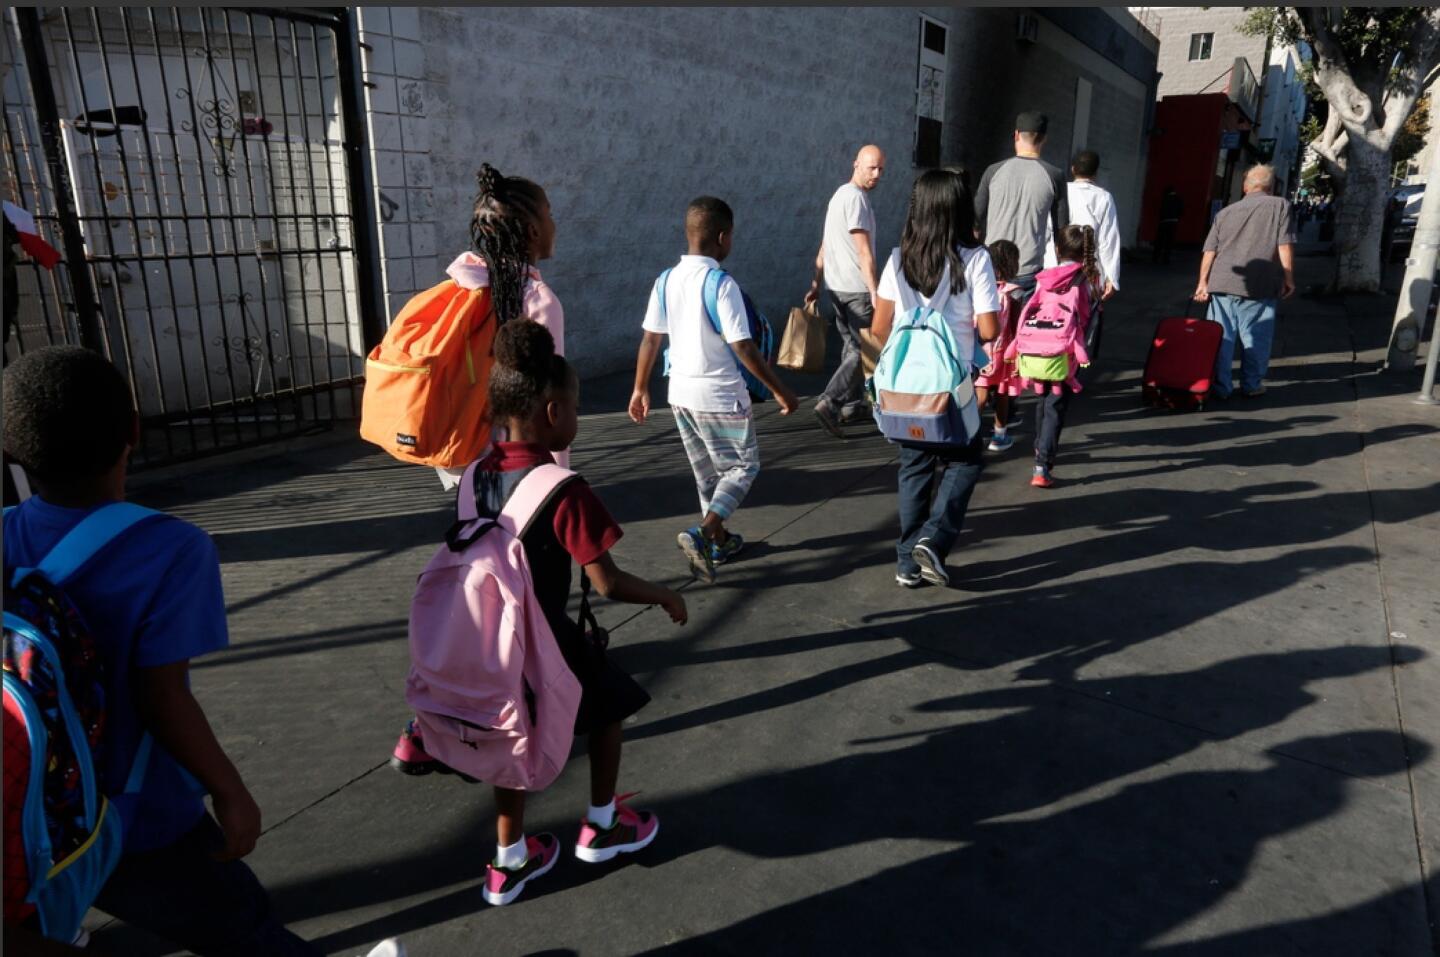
[488,319,575,422]
[1055,224,1099,286]
[471,163,548,326]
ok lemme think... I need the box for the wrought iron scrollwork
[174,46,241,177]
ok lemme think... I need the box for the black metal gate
[2,7,381,467]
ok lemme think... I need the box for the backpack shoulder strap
[25,503,163,588]
[701,268,727,336]
[656,268,674,325]
[498,464,579,539]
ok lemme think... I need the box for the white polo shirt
[642,255,752,413]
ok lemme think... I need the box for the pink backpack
[1005,262,1093,391]
[405,461,582,791]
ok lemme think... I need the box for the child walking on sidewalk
[1007,224,1099,488]
[974,239,1026,452]
[437,163,568,487]
[392,321,687,907]
[629,197,798,583]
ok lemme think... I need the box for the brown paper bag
[858,327,882,377]
[776,303,827,375]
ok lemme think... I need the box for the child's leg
[693,410,760,542]
[1034,385,1073,471]
[895,445,937,573]
[588,720,623,811]
[673,406,720,517]
[495,787,525,850]
[993,394,1011,430]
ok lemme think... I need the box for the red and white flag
[3,200,62,270]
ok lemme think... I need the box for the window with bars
[914,15,946,168]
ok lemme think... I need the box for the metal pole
[334,7,385,350]
[15,6,105,353]
[1386,109,1440,372]
[1417,284,1440,404]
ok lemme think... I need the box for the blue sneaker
[710,533,744,565]
[987,431,1014,452]
[677,527,716,583]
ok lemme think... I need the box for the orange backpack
[359,280,497,468]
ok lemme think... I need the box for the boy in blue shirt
[3,347,320,954]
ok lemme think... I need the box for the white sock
[495,835,527,869]
[588,798,616,829]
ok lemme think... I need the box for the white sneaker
[366,940,407,957]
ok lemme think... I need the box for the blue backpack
[656,266,776,402]
[866,251,980,447]
[3,503,159,942]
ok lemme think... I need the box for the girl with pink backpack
[1003,224,1100,488]
[392,320,687,906]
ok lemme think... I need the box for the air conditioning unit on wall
[1016,13,1039,44]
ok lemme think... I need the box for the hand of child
[775,385,799,416]
[211,783,262,861]
[659,589,688,625]
[628,388,651,424]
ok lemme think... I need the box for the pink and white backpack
[1005,261,1093,394]
[405,461,582,791]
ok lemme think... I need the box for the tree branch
[1298,6,1377,134]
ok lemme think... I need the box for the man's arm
[629,330,665,424]
[974,165,994,241]
[1099,196,1122,299]
[731,339,797,414]
[805,241,824,305]
[135,662,259,861]
[1278,244,1295,298]
[851,230,877,299]
[1194,250,1217,302]
[1051,166,1069,237]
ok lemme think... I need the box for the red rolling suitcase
[1142,305,1222,411]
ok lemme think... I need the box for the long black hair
[900,169,979,298]
[471,163,547,326]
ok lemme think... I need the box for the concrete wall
[358,6,1155,377]
[1150,7,1265,100]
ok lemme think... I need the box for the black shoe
[813,401,845,440]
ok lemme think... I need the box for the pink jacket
[445,251,570,467]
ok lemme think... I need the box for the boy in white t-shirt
[629,197,798,583]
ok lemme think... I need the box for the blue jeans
[896,439,984,574]
[94,814,321,956]
[1208,294,1277,396]
[821,290,875,419]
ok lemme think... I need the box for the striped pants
[672,405,760,521]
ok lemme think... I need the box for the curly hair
[3,346,135,482]
[471,163,547,327]
[488,319,576,422]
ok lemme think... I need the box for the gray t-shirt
[1202,193,1297,301]
[822,183,876,294]
[976,156,1068,281]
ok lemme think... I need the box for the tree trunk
[1332,135,1389,293]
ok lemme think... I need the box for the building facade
[2,7,1157,466]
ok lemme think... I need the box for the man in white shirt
[1044,149,1121,358]
[805,145,884,438]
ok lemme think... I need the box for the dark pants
[1034,385,1073,470]
[1153,222,1178,264]
[821,290,874,419]
[94,815,321,957]
[896,438,984,573]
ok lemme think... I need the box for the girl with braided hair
[436,163,567,487]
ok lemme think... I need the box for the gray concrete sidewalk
[99,249,1439,955]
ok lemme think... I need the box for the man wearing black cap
[975,111,1069,294]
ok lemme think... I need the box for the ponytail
[1055,224,1099,285]
[471,163,548,326]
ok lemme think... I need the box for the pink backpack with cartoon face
[405,461,582,791]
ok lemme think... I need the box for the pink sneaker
[389,718,475,782]
[483,833,560,906]
[574,793,659,863]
